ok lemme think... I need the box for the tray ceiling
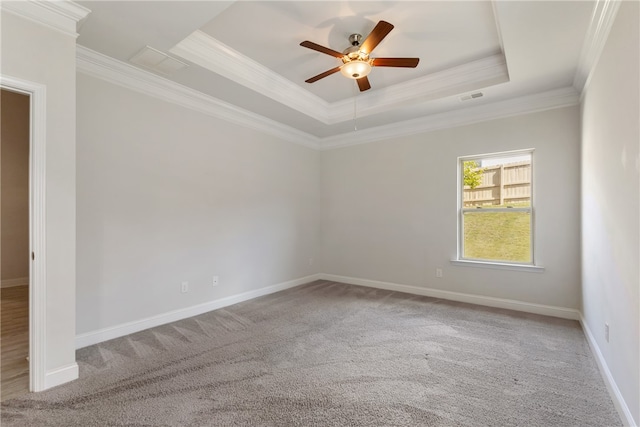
[76,1,595,141]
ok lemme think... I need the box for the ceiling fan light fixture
[340,60,372,79]
[301,20,418,91]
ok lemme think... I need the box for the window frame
[456,149,536,267]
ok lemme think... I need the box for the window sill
[450,259,545,273]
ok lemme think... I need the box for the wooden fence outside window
[463,161,531,207]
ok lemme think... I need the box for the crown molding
[76,46,320,149]
[573,0,621,93]
[77,46,578,153]
[1,0,90,38]
[328,53,509,123]
[170,30,509,126]
[319,86,580,150]
[170,30,331,123]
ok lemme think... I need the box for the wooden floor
[1,285,29,401]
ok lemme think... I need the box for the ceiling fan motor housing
[342,35,372,79]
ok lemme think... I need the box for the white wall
[76,74,320,334]
[1,12,78,373]
[1,89,30,282]
[321,106,581,309]
[580,1,639,424]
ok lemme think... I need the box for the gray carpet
[1,281,621,426]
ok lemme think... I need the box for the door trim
[1,75,47,392]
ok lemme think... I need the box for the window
[458,150,534,265]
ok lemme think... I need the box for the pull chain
[353,84,358,131]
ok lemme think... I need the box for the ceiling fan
[300,20,419,92]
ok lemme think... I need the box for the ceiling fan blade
[305,66,341,83]
[300,41,345,58]
[372,57,420,68]
[356,76,371,92]
[360,21,394,54]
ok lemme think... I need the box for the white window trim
[455,149,543,270]
[450,259,544,273]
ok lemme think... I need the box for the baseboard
[44,363,79,390]
[579,315,637,427]
[1,277,29,288]
[75,273,322,349]
[319,273,580,320]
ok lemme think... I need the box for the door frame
[1,75,47,392]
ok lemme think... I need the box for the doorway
[1,88,31,401]
[0,89,31,400]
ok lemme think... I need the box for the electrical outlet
[212,275,219,287]
[605,323,609,343]
[181,281,189,293]
[435,268,443,278]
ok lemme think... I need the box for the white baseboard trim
[579,315,637,427]
[319,273,580,320]
[1,277,29,288]
[75,274,322,349]
[44,363,79,390]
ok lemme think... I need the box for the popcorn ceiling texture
[1,281,620,426]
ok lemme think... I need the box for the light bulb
[340,60,372,79]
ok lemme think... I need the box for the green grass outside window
[463,211,531,263]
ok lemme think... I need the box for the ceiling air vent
[130,46,188,76]
[460,92,484,102]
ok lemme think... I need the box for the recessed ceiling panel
[200,1,502,103]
